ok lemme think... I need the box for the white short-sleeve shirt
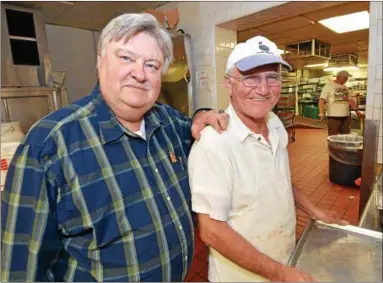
[188,104,296,282]
[320,81,350,117]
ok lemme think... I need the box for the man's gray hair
[98,13,173,74]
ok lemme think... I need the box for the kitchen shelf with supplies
[277,109,296,142]
[275,74,297,142]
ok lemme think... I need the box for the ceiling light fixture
[278,49,290,55]
[304,63,329,68]
[319,11,369,33]
[323,66,359,72]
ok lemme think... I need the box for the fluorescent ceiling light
[304,63,328,68]
[278,49,289,55]
[323,66,359,72]
[319,11,369,33]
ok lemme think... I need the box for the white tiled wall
[366,2,383,164]
[215,27,237,110]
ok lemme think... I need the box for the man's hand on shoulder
[191,109,229,140]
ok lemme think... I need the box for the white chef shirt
[188,104,296,282]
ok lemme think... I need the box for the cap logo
[259,42,270,52]
[257,41,274,55]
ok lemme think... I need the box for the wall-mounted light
[319,11,369,33]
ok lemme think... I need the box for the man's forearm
[318,99,325,115]
[349,99,358,111]
[197,214,290,281]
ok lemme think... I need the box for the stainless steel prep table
[288,220,382,282]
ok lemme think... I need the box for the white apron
[208,130,296,282]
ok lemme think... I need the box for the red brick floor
[185,128,361,282]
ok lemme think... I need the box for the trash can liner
[327,134,363,166]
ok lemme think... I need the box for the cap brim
[236,54,292,72]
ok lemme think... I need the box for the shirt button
[179,225,183,230]
[155,168,159,173]
[167,196,170,201]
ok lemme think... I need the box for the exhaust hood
[281,39,331,70]
[324,53,359,72]
[328,53,358,67]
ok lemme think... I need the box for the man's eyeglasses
[226,73,282,87]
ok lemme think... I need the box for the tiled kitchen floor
[185,128,361,282]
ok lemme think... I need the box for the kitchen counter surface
[359,171,382,233]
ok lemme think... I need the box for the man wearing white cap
[319,70,363,135]
[188,36,347,282]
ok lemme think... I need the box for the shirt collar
[91,84,162,144]
[226,103,282,143]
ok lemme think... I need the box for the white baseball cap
[226,36,292,73]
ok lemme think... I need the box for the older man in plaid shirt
[1,13,228,282]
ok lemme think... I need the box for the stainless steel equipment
[158,32,194,117]
[1,87,68,133]
[359,170,383,232]
[1,4,68,133]
[1,4,52,87]
[288,220,382,282]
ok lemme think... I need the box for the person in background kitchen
[319,70,364,136]
[1,13,229,282]
[188,36,349,282]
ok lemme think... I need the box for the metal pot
[162,61,189,83]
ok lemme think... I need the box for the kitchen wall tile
[374,80,382,96]
[370,2,378,27]
[376,36,382,57]
[373,108,381,120]
[217,84,230,110]
[367,66,376,87]
[366,87,375,106]
[216,66,226,85]
[377,2,383,20]
[374,93,382,110]
[365,106,373,119]
[376,65,383,80]
[368,26,377,62]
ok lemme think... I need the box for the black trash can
[327,134,363,187]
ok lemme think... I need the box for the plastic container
[327,134,363,187]
[1,122,25,142]
[1,142,20,189]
